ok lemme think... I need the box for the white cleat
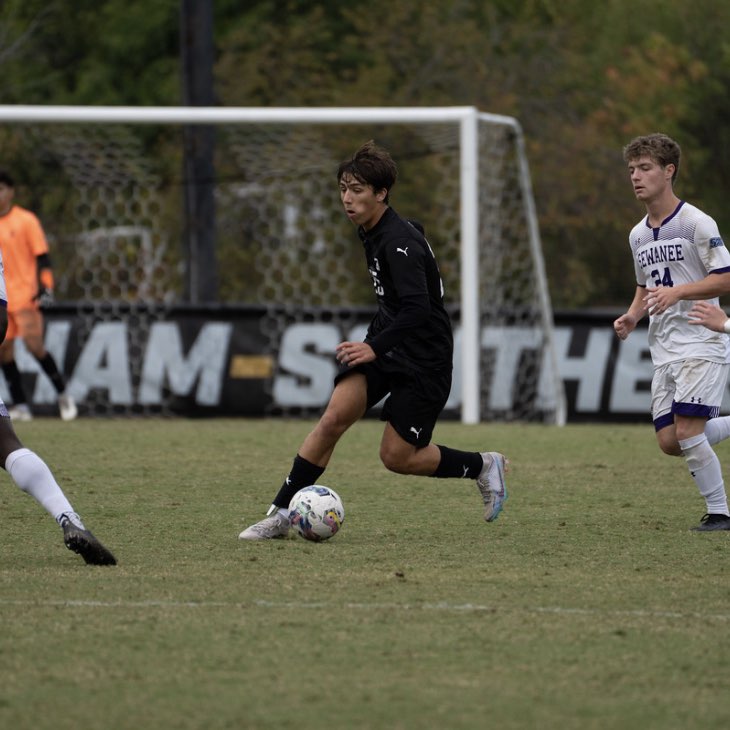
[238,513,290,541]
[59,392,78,421]
[476,452,508,522]
[8,404,33,422]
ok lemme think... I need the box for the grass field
[1,418,729,730]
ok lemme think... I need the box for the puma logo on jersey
[396,247,409,256]
[409,426,422,438]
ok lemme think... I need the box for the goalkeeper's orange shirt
[0,204,49,313]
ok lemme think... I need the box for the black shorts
[335,359,452,448]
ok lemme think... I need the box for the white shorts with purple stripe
[652,358,730,431]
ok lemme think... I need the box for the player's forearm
[673,272,730,301]
[626,286,647,320]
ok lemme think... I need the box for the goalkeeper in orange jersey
[0,170,77,421]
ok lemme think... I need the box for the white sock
[678,435,730,516]
[5,448,78,523]
[704,416,730,446]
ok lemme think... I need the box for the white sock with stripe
[678,434,730,516]
[6,448,76,522]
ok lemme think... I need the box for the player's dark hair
[337,140,397,204]
[623,133,681,183]
[0,170,15,187]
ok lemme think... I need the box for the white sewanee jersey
[630,201,730,368]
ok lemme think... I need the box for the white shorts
[651,358,730,431]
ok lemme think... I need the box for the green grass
[1,418,729,730]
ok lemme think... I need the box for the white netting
[0,111,563,421]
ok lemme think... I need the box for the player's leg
[704,415,730,445]
[18,308,77,421]
[676,415,730,529]
[0,317,32,422]
[379,368,508,522]
[0,406,116,564]
[239,372,370,540]
[379,424,442,475]
[298,371,369,467]
[673,360,730,531]
[651,363,683,456]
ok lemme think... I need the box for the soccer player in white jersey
[614,133,730,531]
[0,249,116,563]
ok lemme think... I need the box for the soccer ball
[288,485,345,542]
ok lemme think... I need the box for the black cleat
[61,515,117,565]
[691,513,730,532]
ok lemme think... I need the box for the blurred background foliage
[1,0,729,308]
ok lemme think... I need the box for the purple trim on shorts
[673,400,720,420]
[656,399,721,430]
[653,413,674,432]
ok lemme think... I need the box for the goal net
[0,106,565,424]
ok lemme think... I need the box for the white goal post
[0,105,566,424]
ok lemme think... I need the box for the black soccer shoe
[691,513,730,532]
[62,519,117,565]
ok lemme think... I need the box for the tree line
[1,0,729,308]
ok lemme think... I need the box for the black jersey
[357,206,453,372]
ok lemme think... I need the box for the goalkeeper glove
[36,286,55,308]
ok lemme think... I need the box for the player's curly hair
[337,140,397,204]
[622,133,681,184]
[0,170,15,187]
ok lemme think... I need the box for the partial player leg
[0,415,116,563]
[671,362,730,530]
[239,373,368,541]
[0,336,32,421]
[676,426,730,531]
[379,368,509,522]
[36,352,77,420]
[2,359,32,421]
[18,308,77,421]
[379,425,508,522]
[704,416,730,446]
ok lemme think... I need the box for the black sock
[431,445,483,479]
[272,454,326,508]
[2,361,27,405]
[37,353,65,394]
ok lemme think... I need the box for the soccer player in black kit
[240,141,508,540]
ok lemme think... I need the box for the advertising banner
[7,304,707,423]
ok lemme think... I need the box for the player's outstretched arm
[688,301,730,334]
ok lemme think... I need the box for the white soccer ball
[288,485,345,542]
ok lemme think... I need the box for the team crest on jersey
[710,237,725,249]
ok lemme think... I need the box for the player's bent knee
[657,439,682,456]
[662,444,682,456]
[316,409,356,440]
[379,446,412,474]
[380,455,409,474]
